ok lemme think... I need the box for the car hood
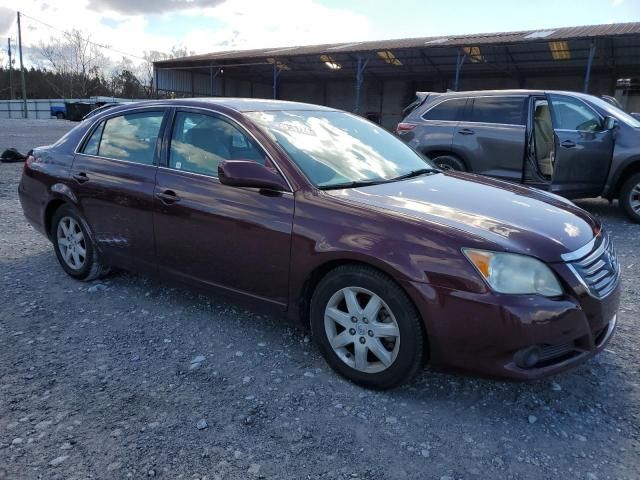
[324,171,599,262]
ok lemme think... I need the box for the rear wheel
[620,173,640,223]
[52,205,110,281]
[431,154,466,172]
[310,265,425,389]
[55,112,65,120]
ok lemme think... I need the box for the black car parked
[397,90,640,222]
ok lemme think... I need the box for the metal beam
[584,40,597,93]
[354,55,368,113]
[454,50,466,91]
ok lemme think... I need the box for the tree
[37,29,108,97]
[111,69,143,98]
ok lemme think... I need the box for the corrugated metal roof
[155,22,640,66]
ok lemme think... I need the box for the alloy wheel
[630,182,640,214]
[56,216,87,270]
[324,286,400,374]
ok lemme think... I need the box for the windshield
[245,110,435,188]
[588,96,640,128]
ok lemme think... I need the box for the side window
[169,111,265,177]
[98,111,164,164]
[422,98,466,121]
[468,97,525,125]
[81,121,105,155]
[549,95,602,132]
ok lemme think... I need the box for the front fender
[287,189,490,323]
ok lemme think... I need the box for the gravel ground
[1,118,639,480]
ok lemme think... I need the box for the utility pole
[17,11,28,118]
[7,37,13,100]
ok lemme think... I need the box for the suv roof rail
[402,92,433,117]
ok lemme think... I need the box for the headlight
[463,249,563,296]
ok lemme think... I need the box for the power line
[19,11,147,61]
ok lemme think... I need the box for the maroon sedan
[18,98,620,389]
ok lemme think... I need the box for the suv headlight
[463,249,563,296]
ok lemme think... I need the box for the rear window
[81,111,164,165]
[466,97,525,125]
[422,98,466,121]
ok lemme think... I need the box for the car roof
[104,97,338,113]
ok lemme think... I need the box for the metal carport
[154,22,640,130]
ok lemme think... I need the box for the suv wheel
[620,173,640,223]
[310,265,425,389]
[432,154,466,172]
[52,205,110,281]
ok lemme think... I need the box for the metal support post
[272,62,282,99]
[7,37,13,100]
[17,11,28,118]
[454,50,466,91]
[209,66,222,96]
[584,40,596,94]
[354,56,368,113]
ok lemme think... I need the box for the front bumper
[403,274,620,380]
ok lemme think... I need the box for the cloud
[188,0,372,52]
[0,6,15,35]
[0,0,372,69]
[87,0,226,14]
[612,0,624,5]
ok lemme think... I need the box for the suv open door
[548,94,614,198]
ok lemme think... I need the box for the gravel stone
[48,456,69,466]
[196,419,208,430]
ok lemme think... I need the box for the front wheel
[620,173,640,223]
[52,205,110,281]
[431,154,466,172]
[310,265,426,389]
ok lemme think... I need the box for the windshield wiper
[387,168,440,182]
[318,168,440,190]
[318,179,388,190]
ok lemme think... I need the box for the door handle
[72,172,89,183]
[561,140,576,148]
[458,128,475,135]
[156,190,180,204]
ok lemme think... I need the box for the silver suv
[397,89,640,222]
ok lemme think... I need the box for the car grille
[566,233,620,299]
[538,341,575,362]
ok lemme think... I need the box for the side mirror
[218,160,289,192]
[603,116,617,130]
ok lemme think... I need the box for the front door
[153,108,294,306]
[70,108,167,270]
[548,94,614,198]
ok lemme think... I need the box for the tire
[51,205,110,281]
[310,265,426,389]
[55,112,65,120]
[432,154,466,172]
[620,173,640,223]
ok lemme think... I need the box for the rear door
[452,95,527,181]
[409,97,467,155]
[548,94,614,197]
[71,108,167,271]
[153,108,294,306]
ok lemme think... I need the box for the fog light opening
[514,346,541,369]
